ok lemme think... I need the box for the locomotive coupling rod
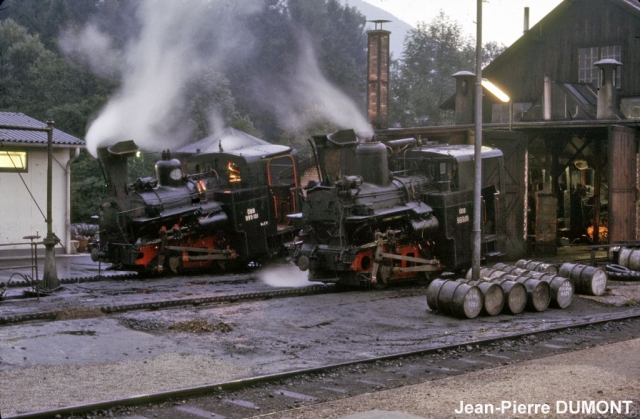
[182,254,234,261]
[380,253,439,265]
[164,246,234,255]
[391,264,440,274]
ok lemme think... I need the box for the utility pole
[42,118,59,290]
[471,0,483,280]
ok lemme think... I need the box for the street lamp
[482,78,512,128]
[481,79,510,103]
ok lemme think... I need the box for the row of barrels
[426,259,608,319]
[610,246,640,271]
[513,259,608,296]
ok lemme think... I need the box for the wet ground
[1,246,640,416]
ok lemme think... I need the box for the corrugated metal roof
[0,112,85,147]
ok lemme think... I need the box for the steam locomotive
[288,130,505,288]
[92,139,300,274]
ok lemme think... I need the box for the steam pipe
[543,75,552,120]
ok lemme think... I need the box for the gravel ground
[0,353,250,415]
[275,338,640,419]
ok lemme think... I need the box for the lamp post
[472,76,510,280]
[472,0,484,281]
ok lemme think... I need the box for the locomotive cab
[186,144,300,261]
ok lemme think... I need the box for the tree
[389,12,505,128]
[0,19,48,112]
[389,12,475,127]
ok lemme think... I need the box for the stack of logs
[426,259,608,319]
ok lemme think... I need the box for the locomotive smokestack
[367,20,391,130]
[97,140,139,198]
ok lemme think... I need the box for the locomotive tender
[92,139,300,274]
[289,130,505,288]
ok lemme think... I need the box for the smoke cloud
[64,0,372,156]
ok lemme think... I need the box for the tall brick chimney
[367,20,391,129]
[594,58,622,119]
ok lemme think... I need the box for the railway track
[6,310,640,419]
[0,278,340,325]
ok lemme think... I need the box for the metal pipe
[472,0,483,280]
[543,75,552,120]
[42,119,59,290]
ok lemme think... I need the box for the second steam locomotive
[288,130,505,288]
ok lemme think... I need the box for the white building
[0,112,84,257]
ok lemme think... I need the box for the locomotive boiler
[289,130,505,288]
[92,139,300,274]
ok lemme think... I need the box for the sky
[362,0,565,47]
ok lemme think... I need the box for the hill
[341,0,412,59]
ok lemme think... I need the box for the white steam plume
[79,0,261,156]
[59,23,122,79]
[261,34,373,139]
[67,0,372,155]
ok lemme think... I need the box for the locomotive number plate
[245,207,260,221]
[456,207,470,224]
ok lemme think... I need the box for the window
[579,45,621,87]
[0,150,27,172]
[621,97,640,118]
[491,103,532,123]
[227,161,241,183]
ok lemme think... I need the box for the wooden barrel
[559,263,608,296]
[466,280,505,316]
[436,280,483,319]
[618,247,640,271]
[487,278,528,315]
[426,278,449,311]
[515,259,559,274]
[529,273,574,309]
[501,274,551,312]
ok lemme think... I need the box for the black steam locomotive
[288,130,505,288]
[92,139,299,274]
